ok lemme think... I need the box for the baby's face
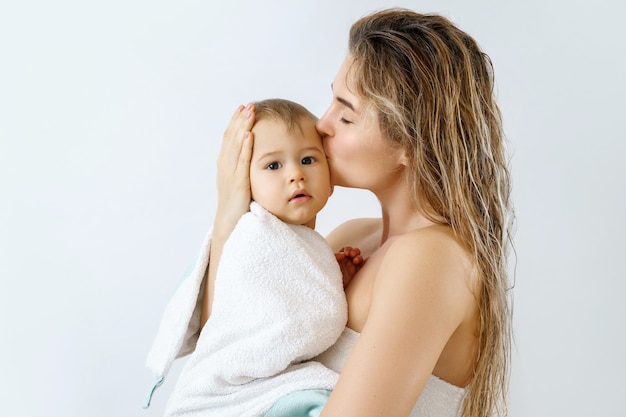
[249,117,331,228]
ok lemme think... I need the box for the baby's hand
[335,246,366,289]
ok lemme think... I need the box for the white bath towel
[145,201,347,417]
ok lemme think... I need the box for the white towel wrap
[145,202,347,416]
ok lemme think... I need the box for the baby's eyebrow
[302,146,325,154]
[256,150,282,160]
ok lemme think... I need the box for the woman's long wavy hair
[348,9,514,417]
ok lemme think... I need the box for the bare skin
[322,219,478,417]
[312,57,480,417]
[200,104,363,324]
[200,104,255,325]
[204,56,481,415]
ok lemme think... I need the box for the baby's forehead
[254,113,315,129]
[254,116,320,139]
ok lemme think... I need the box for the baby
[146,99,360,417]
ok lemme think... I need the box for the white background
[1,1,625,416]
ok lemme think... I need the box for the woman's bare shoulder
[358,225,479,392]
[325,218,381,253]
[381,224,477,296]
[396,224,468,255]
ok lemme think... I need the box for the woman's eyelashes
[338,107,354,125]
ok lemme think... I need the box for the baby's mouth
[290,190,311,202]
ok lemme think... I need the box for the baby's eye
[266,162,282,170]
[301,156,316,165]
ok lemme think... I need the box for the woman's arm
[200,104,256,327]
[320,227,477,417]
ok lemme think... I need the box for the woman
[208,8,514,417]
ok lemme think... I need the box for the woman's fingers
[218,103,255,175]
[236,131,254,179]
[213,103,256,237]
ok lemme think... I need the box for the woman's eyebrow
[331,83,357,112]
[336,96,356,112]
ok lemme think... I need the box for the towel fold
[145,202,347,417]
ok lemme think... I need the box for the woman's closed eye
[340,117,352,125]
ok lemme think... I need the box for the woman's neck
[375,182,435,245]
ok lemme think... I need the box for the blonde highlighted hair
[348,9,514,417]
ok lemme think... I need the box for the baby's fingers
[340,246,362,263]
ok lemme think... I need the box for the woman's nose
[316,109,333,139]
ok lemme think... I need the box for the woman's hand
[214,103,256,238]
[335,246,365,288]
[202,103,255,326]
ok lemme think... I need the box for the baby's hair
[253,98,318,133]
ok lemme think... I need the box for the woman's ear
[398,149,409,167]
